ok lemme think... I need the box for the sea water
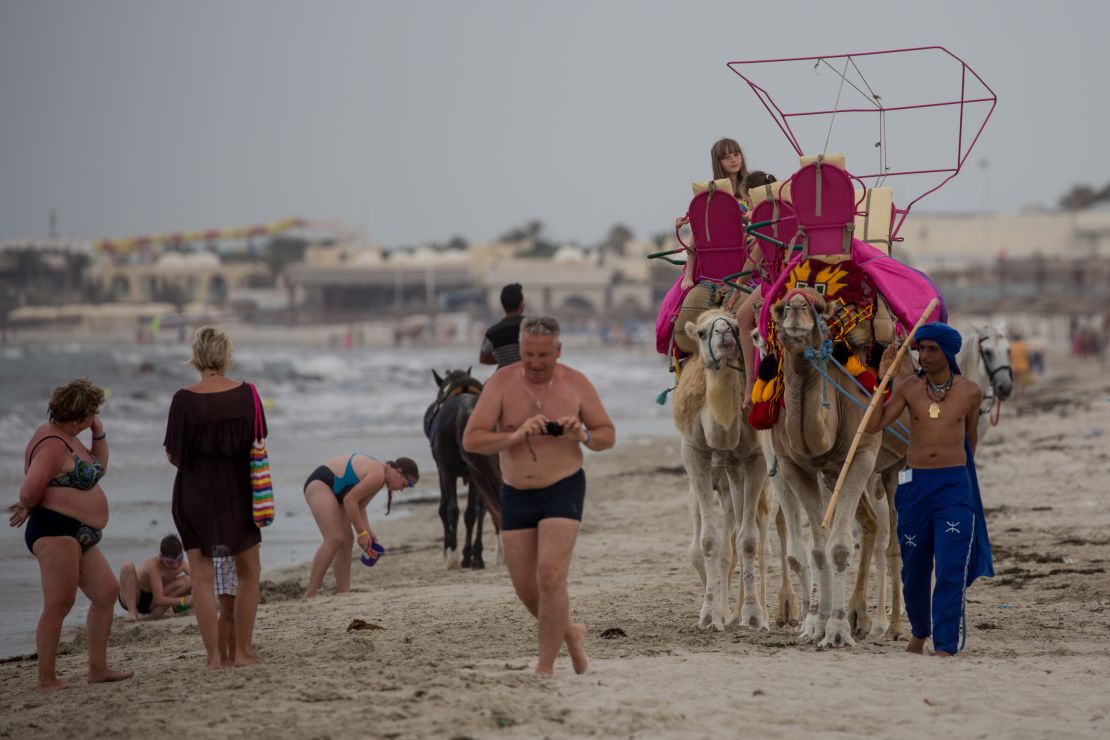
[0,339,676,656]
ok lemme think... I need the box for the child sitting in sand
[118,534,193,620]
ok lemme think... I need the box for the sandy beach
[2,356,1109,739]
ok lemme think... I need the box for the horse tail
[455,397,503,530]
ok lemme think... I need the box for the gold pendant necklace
[925,373,954,420]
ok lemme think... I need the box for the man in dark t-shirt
[480,283,526,368]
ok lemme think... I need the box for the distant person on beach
[8,378,133,690]
[117,534,193,620]
[867,322,994,657]
[1010,334,1032,393]
[480,283,526,368]
[164,326,264,669]
[463,315,615,675]
[302,454,420,598]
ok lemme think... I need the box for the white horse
[958,325,1015,441]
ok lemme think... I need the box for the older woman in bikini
[9,379,133,690]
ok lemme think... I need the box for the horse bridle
[977,332,1012,420]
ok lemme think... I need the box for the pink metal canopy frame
[727,46,996,242]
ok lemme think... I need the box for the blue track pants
[895,465,975,654]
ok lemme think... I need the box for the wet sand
[1,359,1108,739]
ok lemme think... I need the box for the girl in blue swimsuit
[302,453,420,598]
[9,379,132,690]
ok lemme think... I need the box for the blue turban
[914,321,962,374]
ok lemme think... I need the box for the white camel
[672,308,801,631]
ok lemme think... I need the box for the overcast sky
[1,0,1104,248]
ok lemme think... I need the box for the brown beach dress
[164,383,267,557]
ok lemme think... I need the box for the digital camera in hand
[541,420,564,437]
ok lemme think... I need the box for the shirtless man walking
[867,322,993,656]
[464,315,615,675]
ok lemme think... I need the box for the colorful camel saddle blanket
[757,238,947,344]
[745,240,946,431]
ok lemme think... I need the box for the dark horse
[424,368,502,569]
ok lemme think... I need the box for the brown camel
[769,289,885,647]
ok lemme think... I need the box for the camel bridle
[777,293,830,352]
[703,315,743,372]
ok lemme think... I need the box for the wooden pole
[821,298,939,529]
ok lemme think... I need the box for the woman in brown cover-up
[165,327,265,669]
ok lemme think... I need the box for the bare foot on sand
[38,678,79,692]
[233,653,259,668]
[206,658,225,671]
[567,623,589,675]
[89,668,134,684]
[934,650,955,658]
[906,636,926,655]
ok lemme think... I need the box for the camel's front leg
[716,468,740,626]
[729,460,769,630]
[780,461,827,642]
[688,483,706,587]
[848,490,878,639]
[757,487,771,628]
[870,473,894,637]
[821,448,880,648]
[770,472,803,628]
[683,443,728,631]
[883,474,906,640]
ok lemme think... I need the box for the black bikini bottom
[25,507,103,554]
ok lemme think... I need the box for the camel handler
[866,322,994,656]
[463,315,615,676]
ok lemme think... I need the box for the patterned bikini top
[28,435,105,490]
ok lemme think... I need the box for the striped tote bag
[248,383,275,527]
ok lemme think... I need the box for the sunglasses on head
[160,553,184,565]
[402,474,416,488]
